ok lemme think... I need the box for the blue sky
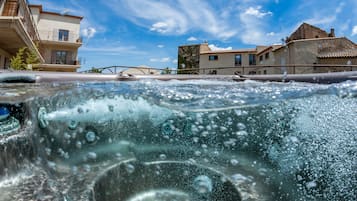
[29,0,357,71]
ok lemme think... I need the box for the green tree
[161,67,172,74]
[25,47,40,70]
[89,67,102,73]
[10,46,40,70]
[10,47,27,70]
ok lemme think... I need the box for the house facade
[178,23,357,75]
[0,0,82,72]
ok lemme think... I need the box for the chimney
[329,28,335,37]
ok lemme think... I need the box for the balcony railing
[1,0,40,41]
[38,29,82,43]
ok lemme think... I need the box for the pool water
[0,79,356,201]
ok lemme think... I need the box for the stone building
[177,23,357,75]
[0,0,82,72]
[271,37,357,74]
[286,23,335,43]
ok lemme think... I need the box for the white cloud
[80,45,146,55]
[239,6,276,45]
[172,59,178,64]
[157,44,165,48]
[150,57,171,62]
[208,44,232,51]
[187,36,198,41]
[352,26,357,36]
[104,0,237,39]
[335,2,345,14]
[305,16,336,26]
[81,27,97,39]
[244,6,273,18]
[150,22,171,33]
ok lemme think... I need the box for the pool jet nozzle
[0,106,20,135]
[38,107,49,128]
[37,97,174,129]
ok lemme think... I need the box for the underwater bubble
[237,123,246,131]
[45,148,51,156]
[68,120,78,130]
[83,164,91,172]
[236,130,248,137]
[193,175,213,194]
[194,151,202,157]
[85,131,96,143]
[220,126,228,132]
[230,159,239,166]
[193,137,199,143]
[159,154,167,160]
[201,131,209,137]
[64,132,71,140]
[47,161,56,170]
[305,181,317,189]
[125,164,135,174]
[161,121,174,135]
[87,152,97,160]
[75,141,82,149]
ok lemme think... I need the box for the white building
[0,0,82,72]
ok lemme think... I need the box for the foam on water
[42,96,173,126]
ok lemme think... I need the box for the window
[235,54,242,66]
[209,55,218,61]
[55,51,67,64]
[208,70,217,74]
[248,71,257,75]
[259,55,263,61]
[59,29,69,41]
[263,70,267,74]
[265,52,270,59]
[249,54,256,65]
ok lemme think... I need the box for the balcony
[0,0,43,61]
[38,29,82,47]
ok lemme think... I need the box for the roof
[274,37,356,52]
[257,45,283,55]
[318,49,357,58]
[200,48,256,55]
[29,5,83,20]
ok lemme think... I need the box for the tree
[10,46,40,70]
[25,47,40,69]
[10,47,27,70]
[89,67,102,73]
[161,67,172,74]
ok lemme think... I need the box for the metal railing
[20,0,40,41]
[81,64,357,75]
[81,65,171,74]
[38,30,82,43]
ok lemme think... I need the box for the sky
[29,0,357,72]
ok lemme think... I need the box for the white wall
[37,13,81,42]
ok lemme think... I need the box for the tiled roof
[318,49,357,58]
[200,48,256,54]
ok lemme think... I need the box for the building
[0,0,82,72]
[271,37,357,74]
[178,23,357,75]
[286,22,335,43]
[200,47,258,75]
[178,43,210,74]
